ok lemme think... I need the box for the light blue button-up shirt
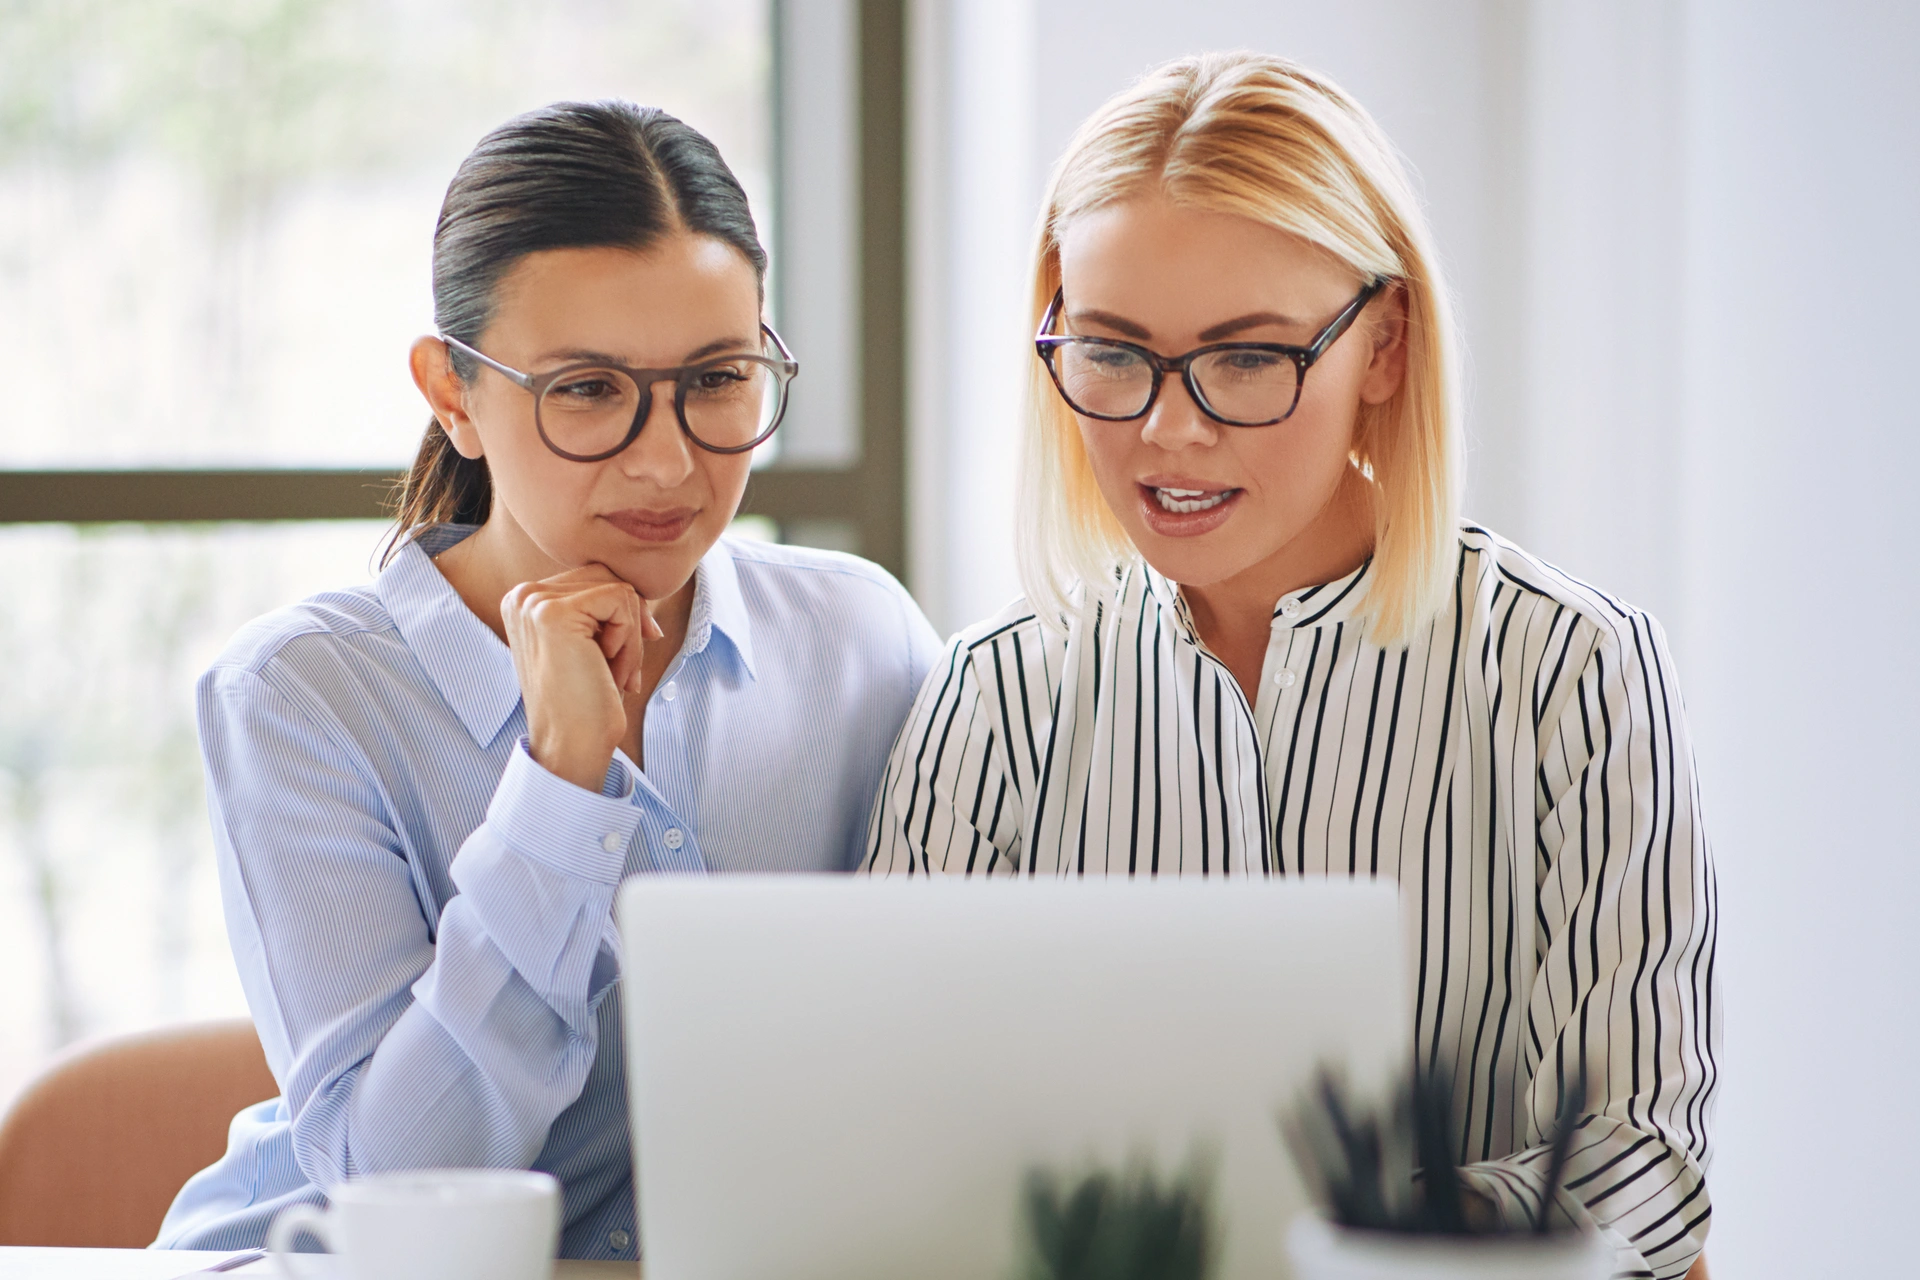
[156,525,940,1257]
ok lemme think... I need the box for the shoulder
[918,594,1063,715]
[208,585,395,682]
[1454,523,1672,664]
[199,585,406,726]
[719,537,942,688]
[1459,525,1643,624]
[951,593,1053,655]
[940,567,1146,673]
[722,536,919,621]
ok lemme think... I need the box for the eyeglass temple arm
[760,320,799,369]
[1037,289,1065,340]
[439,332,535,389]
[1304,278,1390,362]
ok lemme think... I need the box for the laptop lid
[618,877,1407,1280]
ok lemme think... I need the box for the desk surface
[0,1250,637,1280]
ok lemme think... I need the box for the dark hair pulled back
[385,100,767,562]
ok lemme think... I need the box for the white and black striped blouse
[865,525,1718,1279]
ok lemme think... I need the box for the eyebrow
[1198,311,1304,342]
[1068,309,1305,344]
[684,335,757,361]
[1068,309,1152,341]
[534,335,758,367]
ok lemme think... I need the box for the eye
[550,374,622,401]
[683,362,756,402]
[1084,344,1144,371]
[1219,349,1285,373]
[690,364,753,395]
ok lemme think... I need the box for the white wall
[911,1,1920,1273]
[908,0,1036,633]
[1676,5,1920,1274]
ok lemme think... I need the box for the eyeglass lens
[1052,344,1299,424]
[536,359,784,455]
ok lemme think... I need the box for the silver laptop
[617,877,1407,1280]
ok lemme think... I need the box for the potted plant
[1281,1070,1613,1280]
[1016,1160,1213,1280]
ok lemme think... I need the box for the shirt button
[1280,601,1303,619]
[1274,669,1297,688]
[609,1228,631,1251]
[661,681,678,703]
[663,827,685,851]
[601,832,623,853]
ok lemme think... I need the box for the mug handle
[267,1202,333,1280]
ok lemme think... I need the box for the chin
[609,547,704,599]
[1128,530,1256,589]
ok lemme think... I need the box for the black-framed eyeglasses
[1034,278,1386,427]
[439,324,799,460]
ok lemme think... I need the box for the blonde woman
[866,53,1716,1279]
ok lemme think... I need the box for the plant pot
[1286,1215,1615,1280]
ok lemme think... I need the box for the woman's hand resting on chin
[501,564,666,791]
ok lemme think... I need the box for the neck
[1180,469,1374,672]
[432,515,554,639]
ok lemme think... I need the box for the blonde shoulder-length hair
[1017,52,1462,646]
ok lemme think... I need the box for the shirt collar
[1142,561,1201,644]
[376,524,523,747]
[688,538,758,680]
[1141,553,1375,643]
[375,528,761,747]
[1276,556,1373,630]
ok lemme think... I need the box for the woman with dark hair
[157,102,939,1256]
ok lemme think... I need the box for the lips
[1137,482,1242,538]
[604,507,699,543]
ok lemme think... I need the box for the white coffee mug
[269,1168,561,1280]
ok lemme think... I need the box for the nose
[616,379,697,485]
[1137,372,1220,452]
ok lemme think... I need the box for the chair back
[0,1018,277,1246]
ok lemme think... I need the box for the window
[0,521,389,1072]
[0,0,774,471]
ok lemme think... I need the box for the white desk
[0,1250,637,1280]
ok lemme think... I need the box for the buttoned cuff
[485,739,642,883]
